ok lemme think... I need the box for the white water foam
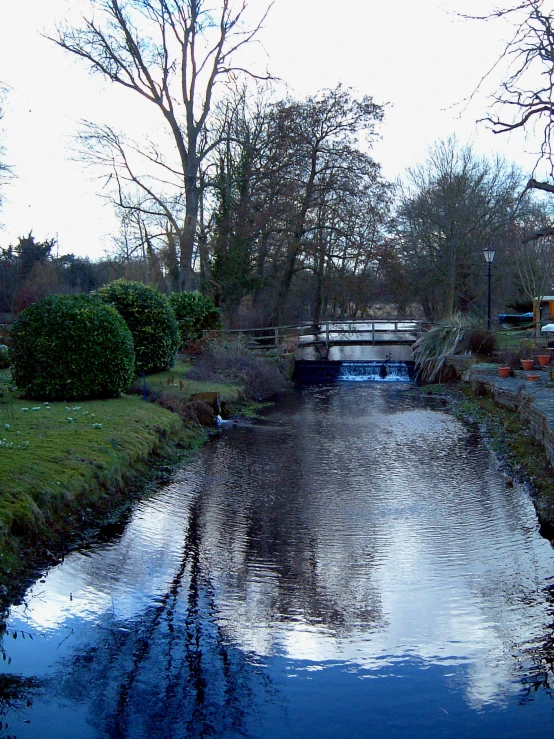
[338,361,411,382]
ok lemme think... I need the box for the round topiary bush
[168,291,221,346]
[9,294,135,400]
[96,280,179,374]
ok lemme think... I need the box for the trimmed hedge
[9,294,135,400]
[168,291,221,345]
[97,280,179,374]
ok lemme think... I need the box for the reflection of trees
[56,500,277,739]
[204,386,554,708]
[200,427,385,645]
[519,583,554,703]
[0,674,40,739]
[14,383,554,731]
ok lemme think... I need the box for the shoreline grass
[141,359,242,402]
[0,360,244,608]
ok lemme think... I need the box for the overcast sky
[0,0,543,259]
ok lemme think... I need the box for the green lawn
[142,360,242,402]
[0,360,242,591]
[494,327,537,349]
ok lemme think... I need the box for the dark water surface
[2,385,554,738]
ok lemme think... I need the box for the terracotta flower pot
[538,354,550,367]
[527,373,540,381]
[521,359,534,371]
[498,366,511,378]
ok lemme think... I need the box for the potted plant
[498,366,511,378]
[538,354,550,366]
[527,373,540,381]
[521,358,534,370]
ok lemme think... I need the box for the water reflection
[2,386,554,737]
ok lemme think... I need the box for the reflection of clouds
[6,387,554,715]
[200,395,554,709]
[11,467,203,631]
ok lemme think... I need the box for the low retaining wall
[444,354,474,375]
[470,370,554,528]
[470,373,554,456]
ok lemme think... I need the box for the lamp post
[483,245,496,331]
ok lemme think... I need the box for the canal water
[2,385,554,738]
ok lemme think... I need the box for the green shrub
[187,336,285,400]
[466,328,497,357]
[9,294,135,400]
[0,345,9,369]
[97,280,179,374]
[168,291,221,346]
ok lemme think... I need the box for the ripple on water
[2,385,554,739]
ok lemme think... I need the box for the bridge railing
[202,323,314,350]
[313,321,423,347]
[203,320,423,351]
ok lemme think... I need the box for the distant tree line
[3,1,554,328]
[0,234,123,315]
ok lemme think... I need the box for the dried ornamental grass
[412,316,468,382]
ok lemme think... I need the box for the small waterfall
[293,359,414,384]
[338,361,411,382]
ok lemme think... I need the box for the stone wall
[470,372,554,528]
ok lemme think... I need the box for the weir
[293,321,418,382]
[292,320,418,382]
[294,359,415,383]
[204,320,419,383]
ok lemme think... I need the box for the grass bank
[141,359,242,402]
[0,360,245,607]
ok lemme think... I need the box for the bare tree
[397,138,527,321]
[265,87,384,323]
[511,200,554,333]
[467,1,554,172]
[200,85,390,325]
[0,84,13,217]
[517,234,554,329]
[51,0,271,291]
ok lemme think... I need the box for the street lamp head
[483,245,496,264]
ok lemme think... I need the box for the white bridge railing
[203,320,423,351]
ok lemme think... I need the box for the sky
[0,0,544,259]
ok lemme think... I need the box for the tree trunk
[253,232,270,309]
[165,232,180,293]
[271,241,299,325]
[312,242,326,327]
[312,270,324,327]
[445,237,457,319]
[179,227,195,292]
[179,179,199,291]
[197,230,211,285]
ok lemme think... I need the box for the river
[1,384,554,738]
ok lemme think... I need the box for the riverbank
[0,360,245,610]
[421,372,554,540]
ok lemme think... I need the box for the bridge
[204,320,422,383]
[204,321,421,382]
[204,320,421,354]
[294,320,422,357]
